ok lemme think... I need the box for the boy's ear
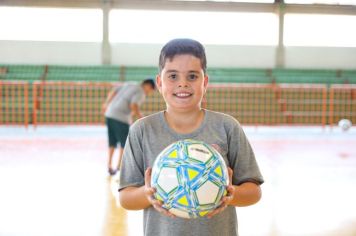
[156,75,162,93]
[203,75,209,91]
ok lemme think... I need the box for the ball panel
[169,208,190,219]
[168,149,178,159]
[157,167,179,194]
[187,168,200,181]
[214,165,222,177]
[187,143,213,163]
[177,195,189,206]
[199,211,209,217]
[195,180,220,205]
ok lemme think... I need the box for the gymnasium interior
[0,0,355,235]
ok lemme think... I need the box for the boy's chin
[168,104,201,112]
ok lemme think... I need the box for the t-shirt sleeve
[226,120,264,186]
[118,121,145,191]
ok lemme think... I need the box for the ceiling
[0,0,355,14]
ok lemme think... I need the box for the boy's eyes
[168,74,177,80]
[188,74,198,80]
[167,73,199,81]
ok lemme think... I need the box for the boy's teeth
[176,93,190,97]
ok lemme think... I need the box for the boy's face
[156,54,208,113]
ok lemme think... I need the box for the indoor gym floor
[0,125,355,236]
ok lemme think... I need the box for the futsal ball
[338,119,352,131]
[151,139,229,219]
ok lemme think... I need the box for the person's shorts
[105,117,130,148]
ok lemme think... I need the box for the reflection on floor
[0,126,355,236]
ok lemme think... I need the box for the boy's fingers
[227,167,233,184]
[218,186,234,207]
[144,187,155,199]
[226,185,235,197]
[206,205,227,219]
[151,200,175,218]
[144,168,152,188]
[206,185,234,219]
[155,207,175,218]
[228,167,233,176]
[144,168,159,205]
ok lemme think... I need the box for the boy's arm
[229,182,261,207]
[119,186,150,210]
[226,167,262,207]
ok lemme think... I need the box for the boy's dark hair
[159,38,207,73]
[142,78,156,89]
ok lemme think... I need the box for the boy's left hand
[206,167,235,219]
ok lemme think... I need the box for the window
[0,7,102,42]
[171,0,274,2]
[284,0,356,5]
[110,10,278,45]
[284,14,356,47]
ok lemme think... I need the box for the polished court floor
[0,125,355,236]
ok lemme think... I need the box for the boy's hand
[144,168,175,218]
[206,167,235,219]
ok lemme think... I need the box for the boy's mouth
[173,92,192,98]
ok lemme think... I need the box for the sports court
[1,0,356,236]
[0,125,355,235]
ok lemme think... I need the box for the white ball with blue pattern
[151,139,229,219]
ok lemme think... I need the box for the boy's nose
[178,78,189,88]
[178,84,189,88]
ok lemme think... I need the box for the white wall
[110,43,161,66]
[285,47,356,69]
[205,45,276,68]
[0,41,101,65]
[110,43,277,68]
[1,41,356,69]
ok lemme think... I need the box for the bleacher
[1,64,355,126]
[0,64,156,82]
[208,68,272,84]
[46,65,121,82]
[1,64,356,85]
[341,70,356,84]
[0,65,45,81]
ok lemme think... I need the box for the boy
[102,79,156,175]
[119,39,263,235]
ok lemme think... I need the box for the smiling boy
[118,38,264,236]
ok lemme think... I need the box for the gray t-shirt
[119,110,264,236]
[105,83,145,124]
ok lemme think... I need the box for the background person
[102,79,156,175]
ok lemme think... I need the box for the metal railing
[1,81,355,127]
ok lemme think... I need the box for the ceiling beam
[0,0,355,15]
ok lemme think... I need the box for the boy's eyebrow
[166,69,178,73]
[188,70,200,74]
[165,70,200,74]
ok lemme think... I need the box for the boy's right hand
[144,168,176,218]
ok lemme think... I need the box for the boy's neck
[164,109,205,135]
